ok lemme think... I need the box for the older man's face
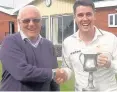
[18,8,42,40]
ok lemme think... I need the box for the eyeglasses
[21,18,41,24]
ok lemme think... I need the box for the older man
[0,5,59,91]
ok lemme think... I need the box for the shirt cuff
[52,69,56,79]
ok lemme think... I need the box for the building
[95,0,117,34]
[13,0,117,42]
[0,6,17,43]
[1,0,117,57]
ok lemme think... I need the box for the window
[108,14,117,27]
[51,14,76,44]
[9,21,15,34]
[41,17,49,38]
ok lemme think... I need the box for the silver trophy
[79,53,99,91]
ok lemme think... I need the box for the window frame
[50,14,74,45]
[41,16,49,38]
[108,13,117,27]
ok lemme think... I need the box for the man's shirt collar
[20,30,42,47]
[72,26,103,41]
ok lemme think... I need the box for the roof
[0,0,35,15]
[12,0,35,15]
[0,5,13,9]
[95,0,117,8]
[0,6,13,15]
[1,0,117,15]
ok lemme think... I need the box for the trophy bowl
[79,53,98,91]
[83,54,98,72]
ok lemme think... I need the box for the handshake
[53,68,68,84]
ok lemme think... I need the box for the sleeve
[61,41,73,80]
[50,79,60,91]
[110,35,117,73]
[0,36,52,82]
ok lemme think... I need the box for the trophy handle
[79,53,84,65]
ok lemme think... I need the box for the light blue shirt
[20,30,42,48]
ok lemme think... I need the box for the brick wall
[0,12,17,43]
[95,6,117,34]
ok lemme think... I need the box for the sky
[0,0,32,8]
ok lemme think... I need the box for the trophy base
[82,87,97,92]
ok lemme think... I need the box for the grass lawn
[60,75,75,91]
[0,61,75,91]
[58,61,75,91]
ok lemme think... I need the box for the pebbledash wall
[33,0,76,58]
